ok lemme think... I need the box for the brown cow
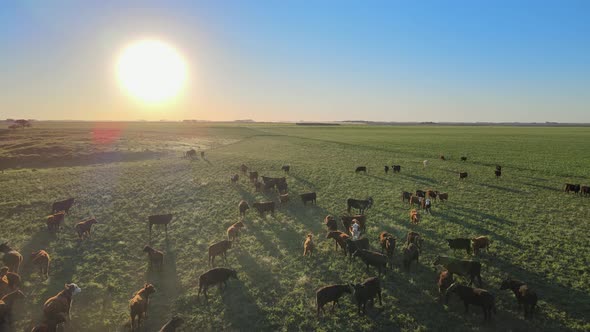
[326,231,349,255]
[410,209,420,224]
[406,231,424,249]
[46,211,66,232]
[437,192,449,202]
[438,270,455,303]
[129,283,156,331]
[0,243,23,274]
[426,190,437,200]
[440,155,446,161]
[30,313,67,332]
[471,236,491,255]
[43,283,81,325]
[409,195,421,207]
[74,218,98,240]
[324,215,337,232]
[379,232,395,260]
[208,240,232,266]
[227,221,245,242]
[0,267,21,298]
[143,246,164,271]
[303,234,314,257]
[30,250,50,280]
[230,174,239,183]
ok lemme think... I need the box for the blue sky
[1,0,589,122]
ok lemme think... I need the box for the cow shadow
[140,247,181,331]
[436,208,520,249]
[399,173,439,186]
[288,174,317,191]
[515,181,561,192]
[489,254,590,326]
[220,278,271,330]
[365,173,397,184]
[477,183,527,195]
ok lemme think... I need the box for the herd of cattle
[221,162,539,322]
[3,154,570,331]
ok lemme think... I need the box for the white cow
[423,160,429,168]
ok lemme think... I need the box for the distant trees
[8,119,32,129]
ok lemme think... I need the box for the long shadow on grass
[221,278,271,330]
[488,254,590,327]
[141,247,181,330]
[289,174,317,191]
[398,173,439,187]
[478,182,527,195]
[436,208,520,249]
[515,181,562,192]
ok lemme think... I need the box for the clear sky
[1,0,589,122]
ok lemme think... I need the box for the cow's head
[142,283,156,295]
[66,283,82,295]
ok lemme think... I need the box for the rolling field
[1,122,589,331]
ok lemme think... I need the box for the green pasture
[1,123,589,331]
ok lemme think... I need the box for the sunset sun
[116,39,187,104]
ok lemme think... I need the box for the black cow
[198,268,238,299]
[415,190,426,198]
[51,198,75,214]
[253,202,275,216]
[300,192,317,205]
[446,283,496,321]
[582,186,590,196]
[495,170,501,178]
[281,165,290,173]
[316,284,352,316]
[459,172,468,180]
[249,171,259,182]
[447,238,471,255]
[351,277,382,315]
[384,166,389,174]
[496,165,502,172]
[347,197,373,214]
[352,249,388,275]
[148,214,173,237]
[500,278,538,319]
[345,238,370,259]
[392,165,401,173]
[461,156,467,161]
[564,183,580,194]
[434,256,483,287]
[355,166,367,173]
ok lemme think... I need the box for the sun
[116,39,187,104]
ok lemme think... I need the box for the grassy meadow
[1,122,589,331]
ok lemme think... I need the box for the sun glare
[117,39,187,104]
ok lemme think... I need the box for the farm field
[1,122,589,331]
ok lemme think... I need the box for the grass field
[1,122,589,331]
